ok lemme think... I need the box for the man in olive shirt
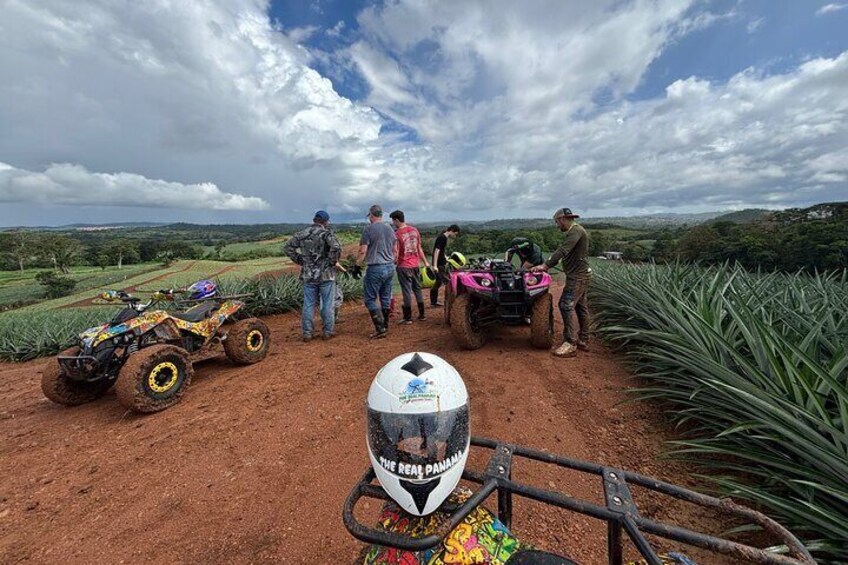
[532,207,591,357]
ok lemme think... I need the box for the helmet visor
[368,406,469,481]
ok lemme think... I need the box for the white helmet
[366,352,470,516]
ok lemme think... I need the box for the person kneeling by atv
[532,208,590,358]
[505,237,544,270]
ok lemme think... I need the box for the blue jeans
[364,263,394,313]
[303,280,335,337]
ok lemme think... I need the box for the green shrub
[35,271,77,299]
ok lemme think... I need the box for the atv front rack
[343,437,814,565]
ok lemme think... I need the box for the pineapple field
[592,262,848,563]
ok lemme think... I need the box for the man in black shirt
[430,224,460,306]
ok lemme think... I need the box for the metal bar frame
[342,437,814,565]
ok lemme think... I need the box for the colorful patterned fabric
[362,487,527,565]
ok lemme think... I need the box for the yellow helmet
[420,266,437,288]
[447,252,467,269]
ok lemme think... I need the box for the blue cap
[314,210,330,222]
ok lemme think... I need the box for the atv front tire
[115,345,193,413]
[450,294,486,350]
[529,293,554,349]
[41,347,112,406]
[224,318,270,365]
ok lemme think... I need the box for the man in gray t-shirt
[357,204,397,339]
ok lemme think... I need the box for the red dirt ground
[1,297,746,564]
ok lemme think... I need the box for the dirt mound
[0,298,734,564]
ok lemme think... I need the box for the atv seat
[171,301,218,323]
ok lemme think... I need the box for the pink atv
[445,258,554,350]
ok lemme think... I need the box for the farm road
[0,297,736,564]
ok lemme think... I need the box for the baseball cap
[367,204,383,217]
[314,210,330,222]
[553,207,580,220]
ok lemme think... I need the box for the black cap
[553,207,579,220]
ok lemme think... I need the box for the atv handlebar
[343,437,814,565]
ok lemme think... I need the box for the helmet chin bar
[343,437,815,565]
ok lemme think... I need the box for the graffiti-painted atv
[445,258,553,350]
[41,287,270,413]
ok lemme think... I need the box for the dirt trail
[60,261,202,309]
[1,299,736,564]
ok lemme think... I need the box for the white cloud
[817,3,848,15]
[746,17,764,33]
[0,0,845,225]
[326,20,346,38]
[287,25,320,43]
[0,162,269,210]
[337,1,847,216]
[0,0,383,224]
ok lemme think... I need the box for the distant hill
[768,202,848,224]
[707,209,771,224]
[581,212,721,229]
[0,222,168,232]
[425,212,723,232]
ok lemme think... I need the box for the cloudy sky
[1,0,846,226]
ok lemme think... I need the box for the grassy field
[2,258,290,312]
[202,231,359,260]
[0,264,158,311]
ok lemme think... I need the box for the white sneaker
[553,342,577,357]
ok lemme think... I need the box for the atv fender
[153,319,181,341]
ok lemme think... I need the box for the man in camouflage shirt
[284,210,342,341]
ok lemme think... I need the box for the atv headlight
[480,278,492,287]
[526,275,539,286]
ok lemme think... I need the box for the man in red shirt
[389,210,430,324]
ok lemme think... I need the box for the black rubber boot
[417,302,426,321]
[382,309,391,332]
[369,310,386,339]
[400,306,413,325]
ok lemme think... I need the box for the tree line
[0,231,205,273]
[419,202,847,273]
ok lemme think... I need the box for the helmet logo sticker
[399,377,436,404]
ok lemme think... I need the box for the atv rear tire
[41,347,112,406]
[115,345,193,413]
[444,284,455,326]
[224,318,270,365]
[450,294,486,350]
[529,292,554,349]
